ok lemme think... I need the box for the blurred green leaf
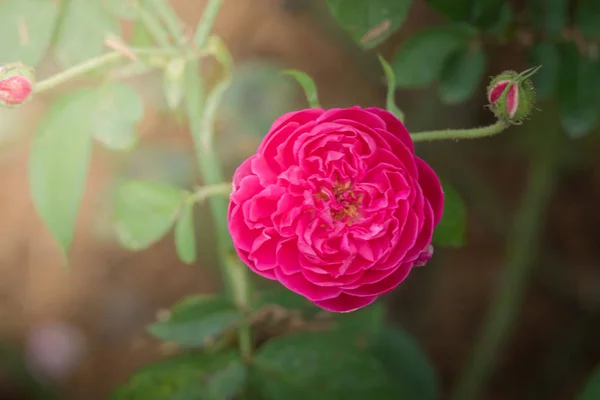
[251,331,399,400]
[580,364,600,400]
[439,47,486,104]
[29,89,96,259]
[254,287,321,317]
[378,55,405,121]
[101,0,139,19]
[54,0,120,67]
[470,0,507,28]
[92,83,143,151]
[392,25,474,88]
[281,69,321,108]
[576,0,600,39]
[433,182,466,247]
[529,42,560,101]
[327,0,414,49]
[333,301,385,340]
[174,202,197,264]
[130,18,155,47]
[110,351,247,400]
[163,58,187,110]
[558,43,600,138]
[528,0,568,36]
[372,325,440,400]
[0,0,58,66]
[425,0,470,21]
[114,180,188,251]
[481,2,513,35]
[147,295,241,348]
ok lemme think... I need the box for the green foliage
[54,0,120,67]
[147,295,241,348]
[163,58,187,110]
[433,182,466,247]
[250,331,399,399]
[576,0,600,39]
[372,325,439,399]
[378,55,405,121]
[439,47,486,104]
[174,202,197,264]
[29,88,95,258]
[110,351,247,400]
[0,0,58,66]
[392,25,475,88]
[528,0,568,37]
[114,180,188,251]
[557,43,600,138]
[91,83,143,151]
[327,0,414,49]
[529,42,559,101]
[281,69,321,108]
[580,364,600,400]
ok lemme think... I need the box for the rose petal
[313,292,378,313]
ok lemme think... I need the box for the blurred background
[0,0,598,399]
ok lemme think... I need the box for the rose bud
[487,66,539,124]
[228,107,444,313]
[0,63,35,107]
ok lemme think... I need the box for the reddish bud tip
[486,68,538,124]
[0,75,33,105]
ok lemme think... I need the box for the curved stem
[410,122,509,143]
[188,182,232,204]
[450,126,559,400]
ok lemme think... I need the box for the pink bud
[414,244,434,267]
[0,75,33,105]
[486,67,539,124]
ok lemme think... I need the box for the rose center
[316,181,363,225]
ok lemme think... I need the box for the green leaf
[327,0,414,49]
[372,325,440,400]
[147,295,241,348]
[576,0,600,39]
[333,301,385,340]
[528,0,568,36]
[0,0,58,66]
[558,43,600,138]
[175,202,197,264]
[281,69,321,108]
[433,182,466,247]
[425,0,470,22]
[251,331,399,400]
[110,351,247,400]
[378,55,405,121]
[92,83,143,151]
[101,0,139,20]
[29,88,96,258]
[580,364,600,400]
[529,42,560,101]
[439,47,486,104]
[114,180,188,251]
[54,0,120,67]
[392,25,475,88]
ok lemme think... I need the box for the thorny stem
[410,121,509,142]
[451,125,559,400]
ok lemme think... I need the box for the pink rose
[228,107,444,312]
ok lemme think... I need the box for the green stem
[194,0,224,47]
[147,0,185,43]
[33,48,179,93]
[450,127,559,400]
[410,122,509,142]
[188,182,232,204]
[139,7,173,49]
[184,0,253,361]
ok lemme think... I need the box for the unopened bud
[487,66,539,124]
[0,63,35,107]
